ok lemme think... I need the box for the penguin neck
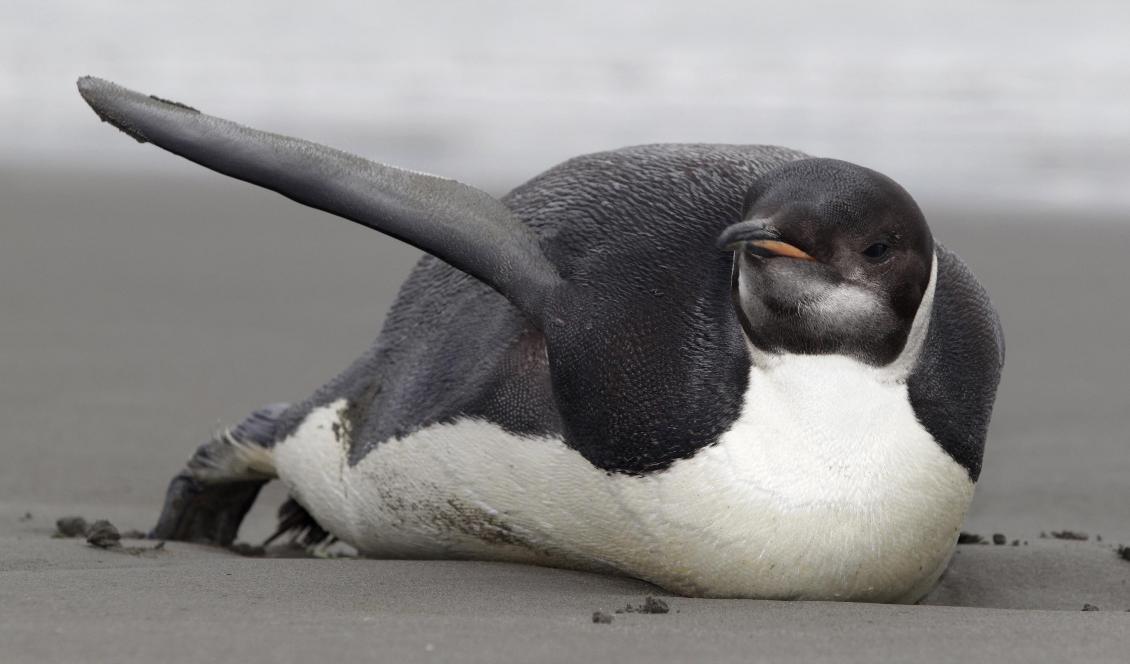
[745,251,938,384]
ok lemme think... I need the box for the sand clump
[55,516,89,538]
[615,596,671,615]
[960,532,1018,546]
[594,596,673,623]
[54,515,167,557]
[1043,530,1089,541]
[86,520,122,548]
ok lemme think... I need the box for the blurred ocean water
[2,0,1129,211]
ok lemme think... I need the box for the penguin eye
[862,242,890,260]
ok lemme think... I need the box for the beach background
[2,1,1128,662]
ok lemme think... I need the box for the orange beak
[746,239,816,261]
[718,221,816,262]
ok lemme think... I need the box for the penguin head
[718,158,934,366]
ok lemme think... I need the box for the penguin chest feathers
[665,351,975,600]
[729,352,958,510]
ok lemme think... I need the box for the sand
[2,171,1129,662]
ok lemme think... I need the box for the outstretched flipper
[152,403,288,545]
[76,76,565,328]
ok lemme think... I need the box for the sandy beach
[2,171,1129,662]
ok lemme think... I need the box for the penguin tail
[76,76,566,329]
[151,403,288,546]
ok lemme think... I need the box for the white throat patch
[744,251,939,377]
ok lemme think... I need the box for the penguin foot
[151,403,289,546]
[263,498,334,549]
[151,472,265,545]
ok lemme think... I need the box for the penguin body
[78,79,1004,602]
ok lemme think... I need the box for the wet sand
[1,171,1129,662]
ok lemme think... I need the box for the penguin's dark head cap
[718,158,934,366]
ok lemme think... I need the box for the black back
[277,145,804,472]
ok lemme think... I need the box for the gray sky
[3,0,1129,210]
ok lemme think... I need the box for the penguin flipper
[76,76,564,327]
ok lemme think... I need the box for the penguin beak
[717,221,816,261]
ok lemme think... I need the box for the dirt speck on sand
[86,520,122,549]
[616,596,671,615]
[1116,546,1130,562]
[1082,604,1101,611]
[992,533,1007,545]
[1050,530,1089,541]
[592,611,613,624]
[55,516,89,538]
[641,597,670,614]
[18,512,33,522]
[957,532,984,545]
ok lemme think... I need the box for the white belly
[273,352,973,602]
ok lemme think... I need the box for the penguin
[77,77,1004,602]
